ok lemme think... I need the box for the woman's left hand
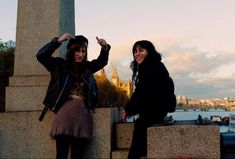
[96,36,108,51]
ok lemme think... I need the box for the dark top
[125,57,169,122]
[36,38,111,112]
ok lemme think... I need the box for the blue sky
[1,0,235,99]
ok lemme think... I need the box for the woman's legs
[128,119,148,159]
[55,135,71,159]
[70,137,89,159]
[56,135,89,159]
[128,117,165,159]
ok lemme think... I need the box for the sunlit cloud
[137,38,235,98]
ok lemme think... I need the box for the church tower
[127,79,133,97]
[111,66,119,87]
[100,68,107,80]
[98,67,133,98]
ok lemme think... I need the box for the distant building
[98,67,133,97]
[177,95,188,105]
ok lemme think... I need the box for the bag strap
[39,106,48,121]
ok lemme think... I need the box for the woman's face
[133,46,148,64]
[74,47,87,63]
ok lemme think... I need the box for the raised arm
[88,36,111,73]
[36,33,74,71]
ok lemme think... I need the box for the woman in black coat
[123,40,172,159]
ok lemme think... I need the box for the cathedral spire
[111,65,119,87]
[100,68,107,79]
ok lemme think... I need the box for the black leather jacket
[36,38,111,112]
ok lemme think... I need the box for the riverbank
[168,109,235,132]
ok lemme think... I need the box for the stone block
[147,125,220,159]
[0,111,55,158]
[115,122,134,149]
[6,85,47,111]
[85,107,120,159]
[112,149,129,159]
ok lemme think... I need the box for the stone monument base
[0,108,119,159]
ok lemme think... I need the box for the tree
[95,75,129,108]
[0,39,15,112]
[0,39,15,76]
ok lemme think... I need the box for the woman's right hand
[57,33,75,43]
[122,111,127,122]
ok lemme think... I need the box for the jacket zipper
[52,74,69,111]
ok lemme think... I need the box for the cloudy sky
[1,0,235,99]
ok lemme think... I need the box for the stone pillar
[6,0,75,111]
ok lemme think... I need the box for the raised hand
[96,36,108,51]
[57,33,75,43]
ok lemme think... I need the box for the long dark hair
[130,40,162,85]
[65,36,91,80]
[66,35,89,73]
[66,35,88,64]
[66,44,88,63]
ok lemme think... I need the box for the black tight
[55,135,89,159]
[128,117,165,159]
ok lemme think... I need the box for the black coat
[125,57,169,121]
[36,38,111,112]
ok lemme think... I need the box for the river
[168,109,235,120]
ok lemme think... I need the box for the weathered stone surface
[14,0,74,76]
[6,76,50,111]
[115,122,134,149]
[112,149,129,159]
[0,108,119,158]
[6,0,75,112]
[8,76,50,86]
[147,125,220,159]
[6,86,47,112]
[0,111,55,158]
[85,107,120,159]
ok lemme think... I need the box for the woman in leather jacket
[36,33,111,159]
[123,40,172,159]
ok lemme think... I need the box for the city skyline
[1,0,235,99]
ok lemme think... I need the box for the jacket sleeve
[36,38,61,72]
[88,44,111,73]
[124,86,143,116]
[124,75,151,116]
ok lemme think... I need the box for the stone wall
[0,108,120,158]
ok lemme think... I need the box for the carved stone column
[6,0,75,111]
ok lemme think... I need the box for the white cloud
[137,38,235,98]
